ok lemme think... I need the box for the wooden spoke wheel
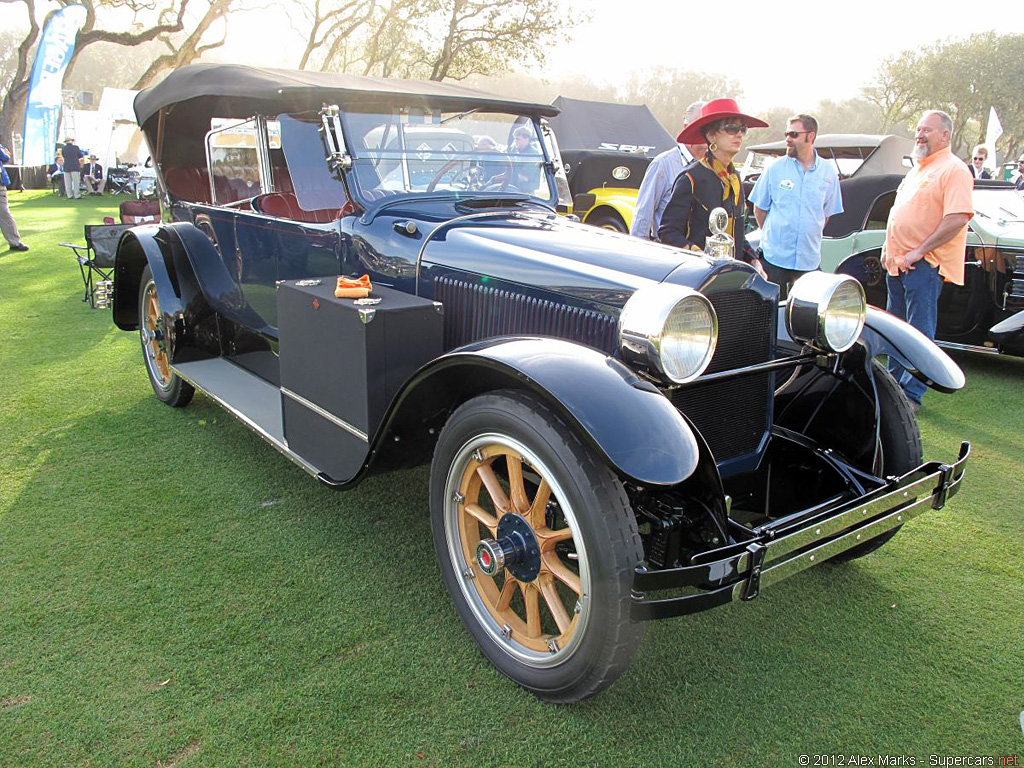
[430,390,643,702]
[138,265,194,408]
[449,436,587,662]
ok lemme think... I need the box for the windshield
[340,108,554,205]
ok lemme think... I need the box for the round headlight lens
[619,285,718,384]
[660,297,717,382]
[822,279,866,352]
[787,272,866,353]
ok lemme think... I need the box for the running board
[172,358,321,478]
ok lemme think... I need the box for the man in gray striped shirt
[630,101,705,240]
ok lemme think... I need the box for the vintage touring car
[112,64,970,702]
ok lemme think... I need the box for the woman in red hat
[658,98,767,273]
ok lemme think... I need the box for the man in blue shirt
[630,101,705,240]
[749,114,842,298]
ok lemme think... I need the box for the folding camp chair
[105,167,137,196]
[60,224,132,309]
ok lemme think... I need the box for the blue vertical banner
[22,4,89,165]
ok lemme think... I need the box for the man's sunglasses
[720,124,748,135]
[784,130,811,139]
[973,156,985,161]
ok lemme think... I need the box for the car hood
[971,188,1024,247]
[419,211,723,307]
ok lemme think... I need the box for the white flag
[985,107,1003,172]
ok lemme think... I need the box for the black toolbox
[277,280,444,482]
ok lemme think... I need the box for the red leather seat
[254,192,339,223]
[164,167,211,203]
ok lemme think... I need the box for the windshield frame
[336,105,558,209]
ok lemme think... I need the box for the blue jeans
[886,260,943,404]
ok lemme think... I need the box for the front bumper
[631,442,970,620]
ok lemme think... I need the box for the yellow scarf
[702,154,741,206]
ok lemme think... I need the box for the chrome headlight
[619,284,718,384]
[786,272,866,353]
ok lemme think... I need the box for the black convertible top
[134,63,561,127]
[547,96,675,157]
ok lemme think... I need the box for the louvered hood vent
[433,276,618,352]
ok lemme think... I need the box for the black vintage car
[112,64,970,702]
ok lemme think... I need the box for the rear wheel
[430,390,643,702]
[832,361,921,561]
[138,265,194,408]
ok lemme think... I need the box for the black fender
[859,306,965,393]
[112,224,178,330]
[113,222,272,335]
[776,305,964,394]
[370,336,700,487]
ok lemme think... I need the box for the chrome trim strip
[170,365,321,479]
[280,386,369,442]
[936,341,1002,355]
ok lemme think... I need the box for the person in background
[47,152,64,194]
[0,143,29,252]
[658,98,767,275]
[61,137,85,199]
[968,145,991,179]
[749,113,843,299]
[82,154,104,194]
[881,110,973,410]
[630,100,706,240]
[1014,156,1024,191]
[509,125,541,191]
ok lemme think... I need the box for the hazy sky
[220,0,1023,113]
[525,0,1023,111]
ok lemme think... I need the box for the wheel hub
[475,513,541,582]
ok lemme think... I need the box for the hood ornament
[705,207,734,261]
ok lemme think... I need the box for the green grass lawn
[2,190,1022,766]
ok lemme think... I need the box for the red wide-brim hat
[676,98,769,144]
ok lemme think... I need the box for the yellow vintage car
[548,96,676,232]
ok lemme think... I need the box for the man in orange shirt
[881,110,973,409]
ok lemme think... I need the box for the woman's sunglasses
[720,124,748,136]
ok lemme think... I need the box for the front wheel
[430,390,643,702]
[832,360,922,561]
[586,210,628,233]
[138,265,194,408]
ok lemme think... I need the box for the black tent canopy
[546,96,676,157]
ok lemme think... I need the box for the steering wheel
[427,159,472,193]
[478,156,516,193]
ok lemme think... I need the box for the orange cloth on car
[883,147,974,286]
[335,274,372,298]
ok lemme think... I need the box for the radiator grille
[434,276,617,351]
[671,289,775,462]
[434,276,774,465]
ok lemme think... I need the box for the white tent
[60,88,150,172]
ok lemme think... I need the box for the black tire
[429,390,644,702]
[832,361,922,561]
[138,265,194,408]
[587,210,628,233]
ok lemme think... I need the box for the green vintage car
[747,134,1024,357]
